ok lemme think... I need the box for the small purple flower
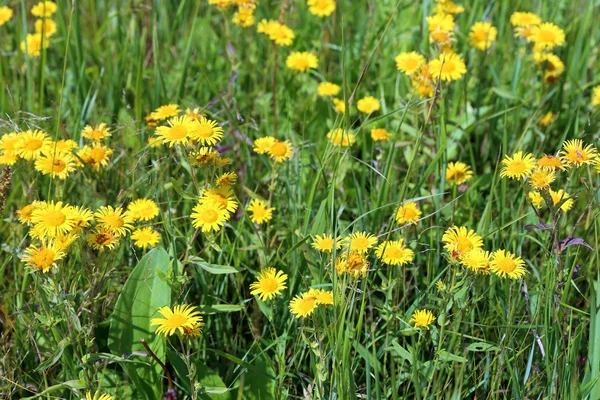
[164,389,176,400]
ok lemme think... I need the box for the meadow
[1,0,600,398]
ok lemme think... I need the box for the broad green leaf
[466,342,500,352]
[388,340,413,365]
[190,257,240,274]
[108,247,172,399]
[168,350,230,400]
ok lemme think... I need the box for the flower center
[196,125,214,138]
[203,209,219,223]
[45,210,66,227]
[168,125,188,140]
[167,314,188,327]
[53,159,67,173]
[270,142,288,157]
[261,277,279,292]
[105,214,124,228]
[496,258,516,273]
[33,249,55,269]
[538,30,556,43]
[456,236,473,253]
[25,139,42,151]
[509,160,526,173]
[442,61,456,74]
[385,247,404,259]
[351,237,369,250]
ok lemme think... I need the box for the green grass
[1,0,600,398]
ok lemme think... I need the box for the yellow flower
[428,52,467,82]
[528,169,555,190]
[151,104,180,120]
[21,33,50,57]
[333,98,346,113]
[528,191,544,208]
[289,292,317,318]
[249,268,288,301]
[534,52,564,78]
[34,18,57,36]
[327,128,355,147]
[317,82,341,97]
[54,232,79,251]
[435,280,447,292]
[156,116,197,147]
[312,234,342,253]
[34,151,77,179]
[17,201,46,225]
[45,139,77,153]
[0,132,23,156]
[370,128,391,142]
[85,392,113,400]
[469,22,497,50]
[0,153,17,165]
[286,51,318,72]
[356,96,380,114]
[78,144,113,170]
[530,23,565,50]
[435,1,463,15]
[0,6,14,26]
[335,251,369,278]
[500,151,537,179]
[307,288,334,305]
[22,242,65,273]
[592,86,600,107]
[459,248,491,274]
[307,0,335,17]
[127,199,160,222]
[412,79,435,98]
[18,130,51,160]
[202,187,238,213]
[190,116,223,146]
[538,112,555,127]
[510,12,541,27]
[446,161,473,185]
[151,304,203,337]
[343,231,377,254]
[71,206,94,229]
[191,200,229,232]
[395,202,422,225]
[258,20,295,46]
[232,4,255,27]
[216,172,238,187]
[409,309,435,329]
[94,206,134,237]
[131,227,161,250]
[537,154,564,171]
[426,13,454,45]
[268,140,294,163]
[395,52,425,76]
[549,189,573,212]
[31,201,77,238]
[81,123,111,141]
[246,199,274,224]
[490,250,526,279]
[253,136,276,154]
[87,228,120,251]
[559,139,597,167]
[31,1,57,17]
[442,226,483,260]
[185,107,204,121]
[375,239,414,266]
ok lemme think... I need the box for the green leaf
[388,340,413,365]
[168,350,230,400]
[437,350,467,363]
[108,247,172,399]
[190,257,240,274]
[200,304,245,314]
[466,342,500,352]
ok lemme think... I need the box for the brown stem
[141,338,174,391]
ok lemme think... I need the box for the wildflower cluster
[19,1,58,57]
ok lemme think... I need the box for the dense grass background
[1,0,600,398]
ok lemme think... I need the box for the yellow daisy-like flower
[71,205,94,229]
[185,107,203,121]
[395,52,426,76]
[85,392,113,400]
[409,309,435,329]
[510,11,541,27]
[395,202,422,225]
[22,242,65,273]
[356,96,380,114]
[34,151,77,179]
[18,130,51,160]
[343,231,378,254]
[559,139,597,167]
[534,52,564,78]
[151,104,180,120]
[537,154,564,171]
[490,250,526,279]
[53,232,78,252]
[34,18,57,37]
[428,52,467,82]
[84,144,114,170]
[0,132,23,156]
[246,199,275,224]
[538,112,555,127]
[435,1,463,15]
[131,227,161,250]
[81,123,111,141]
[249,268,288,301]
[0,153,17,165]
[459,248,491,274]
[202,187,238,213]
[592,86,600,107]
[426,13,454,45]
[530,23,565,50]
[333,98,346,113]
[87,228,120,251]
[232,4,256,27]
[127,199,160,222]
[375,239,414,266]
[289,292,318,318]
[327,128,355,147]
[335,251,369,278]
[257,20,295,46]
[528,191,544,208]
[21,33,50,57]
[446,161,473,185]
[190,147,219,166]
[31,1,57,17]
[253,137,276,154]
[156,116,197,147]
[286,51,318,72]
[442,226,483,260]
[268,140,294,163]
[370,128,391,142]
[190,117,223,146]
[17,201,46,225]
[312,234,342,253]
[30,201,77,238]
[307,0,335,17]
[528,169,555,190]
[500,151,537,179]
[94,206,134,237]
[435,280,447,292]
[317,82,341,97]
[307,288,334,305]
[151,304,203,337]
[549,189,573,212]
[45,139,78,154]
[191,200,229,233]
[412,78,435,98]
[0,6,14,26]
[216,172,238,187]
[468,22,497,50]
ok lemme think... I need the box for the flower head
[94,206,134,237]
[428,52,467,82]
[327,128,355,147]
[249,268,288,301]
[343,231,377,254]
[395,202,422,225]
[22,242,65,273]
[409,309,435,329]
[34,151,77,179]
[87,228,120,251]
[446,161,473,185]
[156,116,197,147]
[289,292,317,318]
[528,169,555,190]
[307,288,334,305]
[530,23,565,50]
[395,52,426,76]
[202,187,238,213]
[190,117,223,146]
[375,239,414,266]
[333,98,346,113]
[286,51,318,72]
[246,199,275,224]
[307,0,336,17]
[216,172,238,187]
[151,104,180,120]
[469,22,497,50]
[559,139,597,167]
[191,200,229,232]
[131,227,161,250]
[81,123,111,141]
[510,12,541,27]
[370,128,391,142]
[490,250,526,279]
[460,248,491,274]
[151,304,203,337]
[312,234,342,253]
[356,96,380,114]
[500,151,537,179]
[0,6,14,26]
[317,82,341,97]
[31,1,57,17]
[31,201,77,238]
[335,251,369,278]
[21,33,50,57]
[528,191,544,208]
[537,154,564,171]
[549,189,573,212]
[35,18,57,37]
[18,130,51,160]
[253,137,276,154]
[268,140,294,163]
[127,199,160,222]
[442,226,483,260]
